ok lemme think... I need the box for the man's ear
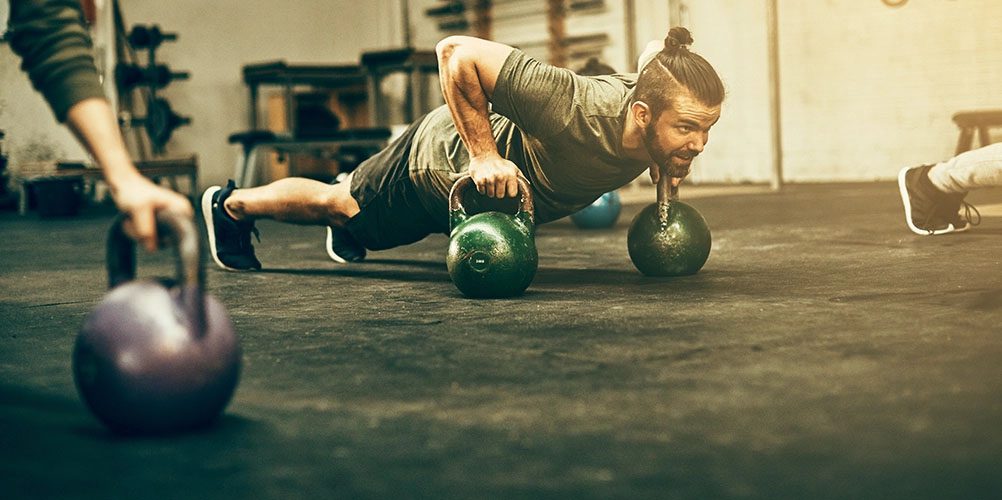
[631,101,652,127]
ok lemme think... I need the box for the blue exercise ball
[570,191,622,229]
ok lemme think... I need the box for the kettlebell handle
[656,166,681,227]
[656,165,680,205]
[107,210,203,288]
[106,210,207,333]
[448,175,535,230]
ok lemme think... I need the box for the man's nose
[689,134,706,153]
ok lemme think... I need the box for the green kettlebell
[447,175,537,298]
[627,171,711,276]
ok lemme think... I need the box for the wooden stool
[952,109,1002,154]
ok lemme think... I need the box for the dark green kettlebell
[447,175,537,298]
[627,171,711,276]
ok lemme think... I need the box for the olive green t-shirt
[7,0,106,122]
[408,49,648,223]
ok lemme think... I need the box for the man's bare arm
[435,36,520,198]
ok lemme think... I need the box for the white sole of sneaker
[201,186,242,271]
[325,226,349,264]
[897,166,968,236]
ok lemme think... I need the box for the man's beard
[643,123,695,178]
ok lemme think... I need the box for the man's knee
[325,180,360,225]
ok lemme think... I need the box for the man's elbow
[437,36,481,75]
[436,36,475,65]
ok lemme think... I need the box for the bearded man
[201,27,724,271]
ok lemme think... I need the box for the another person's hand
[648,164,684,188]
[110,174,193,252]
[469,155,522,198]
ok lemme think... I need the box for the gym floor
[1,182,1001,499]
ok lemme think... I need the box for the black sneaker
[897,165,979,235]
[326,226,366,263]
[325,174,366,263]
[201,180,262,271]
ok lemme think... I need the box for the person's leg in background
[897,143,1002,235]
[927,142,1002,193]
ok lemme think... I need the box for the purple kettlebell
[73,210,241,434]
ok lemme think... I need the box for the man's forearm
[65,98,143,192]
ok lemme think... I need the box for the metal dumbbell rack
[113,2,191,158]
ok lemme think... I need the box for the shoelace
[920,200,981,234]
[958,201,982,227]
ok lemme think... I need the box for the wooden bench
[16,156,198,215]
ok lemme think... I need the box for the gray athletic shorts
[344,117,448,250]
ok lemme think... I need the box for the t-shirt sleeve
[490,50,577,139]
[7,0,106,123]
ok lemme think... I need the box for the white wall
[776,0,1002,182]
[664,0,774,184]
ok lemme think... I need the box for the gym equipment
[447,176,537,298]
[15,157,198,215]
[570,191,621,229]
[116,63,190,91]
[115,18,191,155]
[74,210,241,434]
[127,25,177,49]
[360,48,439,127]
[31,177,83,217]
[627,172,711,276]
[136,97,192,152]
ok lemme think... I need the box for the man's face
[641,90,721,179]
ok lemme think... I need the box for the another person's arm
[65,99,193,250]
[435,36,520,198]
[7,0,191,250]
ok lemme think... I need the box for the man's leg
[202,176,362,271]
[203,115,440,270]
[223,176,358,227]
[897,144,1001,235]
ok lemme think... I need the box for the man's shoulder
[572,74,636,118]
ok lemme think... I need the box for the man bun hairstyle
[664,26,694,52]
[635,27,725,118]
